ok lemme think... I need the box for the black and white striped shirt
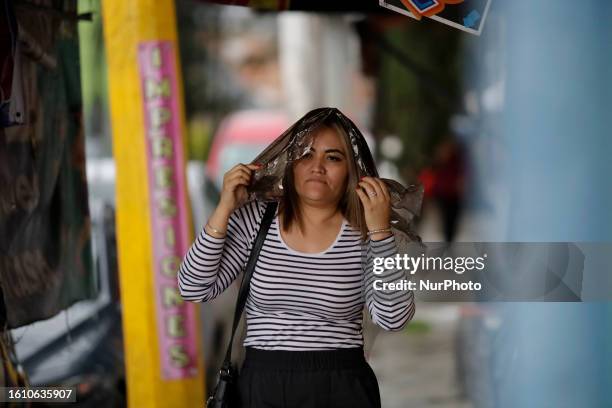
[178,201,415,350]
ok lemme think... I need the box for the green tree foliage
[374,19,462,175]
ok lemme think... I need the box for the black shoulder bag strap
[208,201,278,408]
[223,201,278,369]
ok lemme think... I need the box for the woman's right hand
[218,163,260,213]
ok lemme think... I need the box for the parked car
[205,109,290,192]
[11,199,124,407]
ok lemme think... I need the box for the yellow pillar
[102,1,204,407]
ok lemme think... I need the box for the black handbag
[206,201,278,408]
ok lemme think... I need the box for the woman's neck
[297,202,342,227]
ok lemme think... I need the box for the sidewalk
[369,304,473,408]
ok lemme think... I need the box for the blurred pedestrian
[432,138,466,242]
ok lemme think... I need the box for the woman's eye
[327,155,341,162]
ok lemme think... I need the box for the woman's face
[292,127,349,207]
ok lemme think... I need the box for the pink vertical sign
[138,41,199,379]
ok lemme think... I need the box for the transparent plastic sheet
[248,107,423,242]
[246,107,424,352]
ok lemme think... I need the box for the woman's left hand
[356,177,392,238]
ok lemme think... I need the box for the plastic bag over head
[247,107,424,248]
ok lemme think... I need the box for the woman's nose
[311,156,325,173]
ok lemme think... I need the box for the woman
[178,107,422,407]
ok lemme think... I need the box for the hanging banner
[0,4,94,329]
[379,0,492,35]
[138,41,199,379]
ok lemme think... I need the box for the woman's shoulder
[229,200,277,245]
[233,200,269,228]
[343,221,366,242]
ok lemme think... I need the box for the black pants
[237,347,381,408]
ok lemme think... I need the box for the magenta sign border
[138,41,199,379]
